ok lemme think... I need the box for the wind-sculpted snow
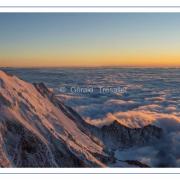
[1,68,180,167]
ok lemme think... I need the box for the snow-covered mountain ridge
[0,70,162,167]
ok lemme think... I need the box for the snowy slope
[0,70,163,167]
[0,70,106,167]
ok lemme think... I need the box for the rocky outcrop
[92,121,163,150]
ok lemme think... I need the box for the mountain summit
[0,70,162,167]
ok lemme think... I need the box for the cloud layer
[2,67,180,167]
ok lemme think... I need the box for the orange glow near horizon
[1,53,180,68]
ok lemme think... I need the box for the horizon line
[1,65,180,69]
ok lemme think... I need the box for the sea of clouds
[2,67,180,167]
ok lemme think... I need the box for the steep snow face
[0,70,105,167]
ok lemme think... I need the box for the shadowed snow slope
[0,70,163,167]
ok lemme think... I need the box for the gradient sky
[1,13,180,67]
